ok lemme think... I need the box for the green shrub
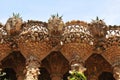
[68,70,87,80]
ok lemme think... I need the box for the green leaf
[68,71,87,80]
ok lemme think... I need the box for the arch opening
[85,53,113,80]
[0,68,17,80]
[38,67,51,80]
[63,71,70,80]
[98,71,115,80]
[41,51,70,80]
[1,51,26,68]
[1,51,26,80]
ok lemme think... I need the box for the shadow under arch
[1,51,26,67]
[38,67,51,80]
[63,71,70,80]
[85,53,113,80]
[98,71,115,80]
[0,68,17,80]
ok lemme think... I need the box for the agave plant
[91,16,105,25]
[12,13,22,19]
[48,14,64,36]
[5,13,23,35]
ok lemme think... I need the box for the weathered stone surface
[18,41,52,61]
[24,56,40,80]
[61,43,93,62]
[0,15,120,80]
[102,46,120,65]
[0,44,11,62]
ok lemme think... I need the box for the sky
[0,0,120,25]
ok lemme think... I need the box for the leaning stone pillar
[113,65,120,80]
[70,55,86,73]
[68,55,87,80]
[24,56,40,80]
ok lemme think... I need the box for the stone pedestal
[24,56,40,80]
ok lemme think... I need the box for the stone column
[15,64,25,80]
[50,73,63,80]
[68,55,87,80]
[24,56,40,80]
[17,72,24,80]
[113,65,120,80]
[70,55,86,73]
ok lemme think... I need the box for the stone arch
[0,44,11,62]
[85,53,113,80]
[18,41,52,62]
[98,71,115,80]
[1,51,26,80]
[102,46,120,65]
[1,51,26,68]
[60,43,93,62]
[41,51,70,80]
